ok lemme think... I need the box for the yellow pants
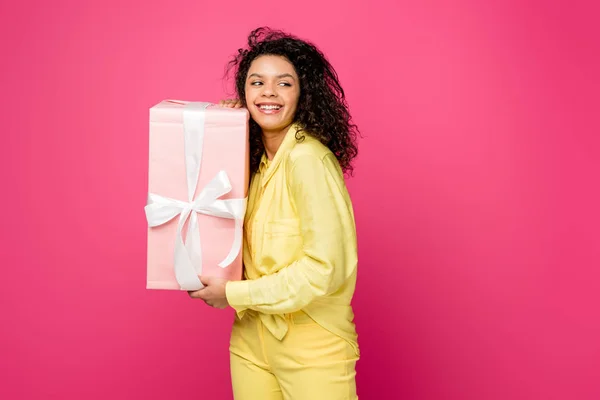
[229,310,359,400]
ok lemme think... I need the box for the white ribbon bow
[144,102,246,291]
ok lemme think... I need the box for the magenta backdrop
[2,0,599,399]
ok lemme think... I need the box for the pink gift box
[145,100,249,290]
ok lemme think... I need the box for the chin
[252,116,292,133]
[256,122,281,132]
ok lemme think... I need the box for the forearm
[226,255,340,314]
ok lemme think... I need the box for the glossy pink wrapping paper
[146,100,250,290]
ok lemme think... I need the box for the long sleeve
[226,152,357,315]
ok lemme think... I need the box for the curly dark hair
[226,27,360,175]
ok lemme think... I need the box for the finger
[197,290,208,300]
[199,275,211,286]
[188,289,205,299]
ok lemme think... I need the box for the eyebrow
[248,73,296,80]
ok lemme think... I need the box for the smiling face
[244,55,301,135]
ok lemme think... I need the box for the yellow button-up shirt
[225,123,359,355]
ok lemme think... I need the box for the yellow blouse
[225,123,359,355]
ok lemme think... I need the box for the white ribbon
[145,102,247,291]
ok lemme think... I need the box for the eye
[251,81,263,86]
[279,82,292,87]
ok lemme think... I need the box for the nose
[261,82,277,97]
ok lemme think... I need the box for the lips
[256,103,283,115]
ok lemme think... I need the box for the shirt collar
[260,123,301,186]
[258,153,270,174]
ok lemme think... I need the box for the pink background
[2,0,599,399]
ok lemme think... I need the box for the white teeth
[259,105,281,110]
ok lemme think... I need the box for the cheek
[244,90,252,105]
[289,93,300,112]
[247,107,261,121]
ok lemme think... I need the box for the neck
[262,124,292,160]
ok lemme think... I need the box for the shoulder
[285,133,343,177]
[288,133,332,164]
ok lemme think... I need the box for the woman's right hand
[219,98,243,108]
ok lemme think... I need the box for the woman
[189,27,361,400]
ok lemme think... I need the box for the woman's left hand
[188,276,230,309]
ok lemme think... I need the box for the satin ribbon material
[145,102,247,291]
